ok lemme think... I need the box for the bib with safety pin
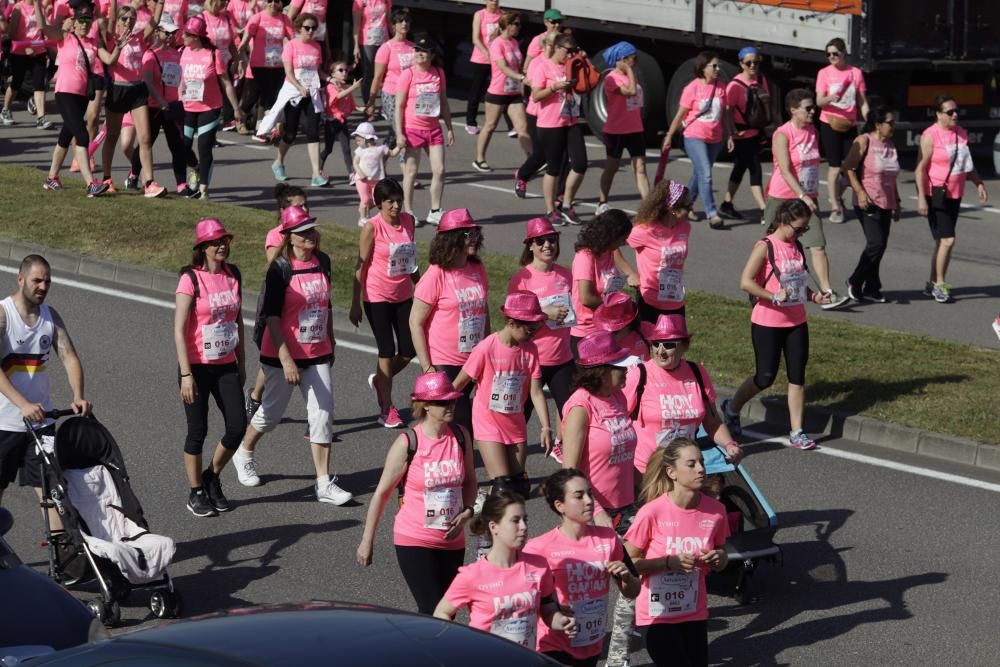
[387,241,417,277]
[415,91,440,117]
[503,74,521,94]
[202,321,239,361]
[656,267,685,303]
[423,486,460,530]
[538,293,575,329]
[491,614,535,648]
[182,78,204,103]
[648,570,698,618]
[489,372,525,414]
[798,163,819,197]
[297,307,327,343]
[264,44,282,67]
[953,144,973,174]
[779,271,807,306]
[626,84,644,112]
[161,62,181,89]
[570,596,608,648]
[457,313,485,354]
[560,91,580,120]
[602,270,626,295]
[296,68,319,90]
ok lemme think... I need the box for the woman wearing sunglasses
[464,0,504,135]
[723,198,830,451]
[720,46,770,221]
[815,37,869,224]
[914,95,989,303]
[237,0,294,136]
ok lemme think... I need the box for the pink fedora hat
[193,218,231,249]
[639,314,692,342]
[594,291,638,331]
[410,372,463,401]
[500,290,546,322]
[279,205,318,234]
[436,208,478,233]
[576,331,641,368]
[183,15,207,38]
[524,216,561,243]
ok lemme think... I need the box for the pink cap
[594,292,638,331]
[193,218,231,249]
[183,15,206,38]
[279,205,318,234]
[639,314,692,342]
[436,208,478,233]
[500,290,546,322]
[410,371,463,401]
[524,216,560,242]
[576,331,640,368]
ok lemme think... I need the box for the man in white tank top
[0,255,92,525]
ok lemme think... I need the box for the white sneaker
[595,202,610,216]
[425,209,444,226]
[357,216,367,227]
[316,477,353,505]
[232,449,261,487]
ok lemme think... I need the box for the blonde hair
[639,438,700,505]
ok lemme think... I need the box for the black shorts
[106,82,149,114]
[8,54,47,93]
[819,121,857,168]
[363,299,416,359]
[926,196,961,240]
[604,131,645,160]
[0,425,54,490]
[484,92,521,106]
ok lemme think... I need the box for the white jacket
[256,80,325,138]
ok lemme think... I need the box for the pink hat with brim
[639,314,692,342]
[500,290,546,322]
[183,15,206,38]
[193,218,231,249]
[576,331,641,368]
[594,291,638,331]
[436,208,478,233]
[524,216,561,242]
[410,371,463,401]
[280,205,318,234]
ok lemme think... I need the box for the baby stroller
[27,410,181,626]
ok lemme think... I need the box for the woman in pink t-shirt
[365,7,413,150]
[463,0,503,134]
[513,30,557,199]
[623,440,729,666]
[598,41,648,213]
[173,218,245,517]
[629,180,693,321]
[524,469,639,665]
[2,0,51,126]
[435,492,577,649]
[913,95,989,303]
[664,51,734,229]
[723,199,831,451]
[453,291,551,499]
[356,372,476,614]
[351,0,390,107]
[237,0,293,133]
[721,46,770,219]
[473,11,529,173]
[349,179,419,429]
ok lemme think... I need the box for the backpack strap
[395,427,419,499]
[182,267,200,301]
[228,263,243,301]
[629,363,647,421]
[685,360,711,408]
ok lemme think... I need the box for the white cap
[351,122,378,141]
[158,16,180,33]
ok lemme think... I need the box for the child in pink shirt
[319,59,361,179]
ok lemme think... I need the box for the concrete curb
[2,239,996,474]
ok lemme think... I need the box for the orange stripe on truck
[907,85,984,107]
[733,0,862,15]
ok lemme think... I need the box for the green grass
[2,164,998,444]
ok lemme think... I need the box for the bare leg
[250,367,265,402]
[507,104,531,157]
[131,105,154,183]
[310,442,330,478]
[402,148,420,213]
[477,440,512,479]
[563,170,585,207]
[210,443,236,474]
[101,112,125,181]
[475,102,502,163]
[427,144,445,210]
[809,246,833,293]
[934,237,955,283]
[827,165,843,213]
[184,452,203,488]
[599,156,621,203]
[787,383,805,432]
[306,141,321,178]
[633,156,649,201]
[240,424,265,454]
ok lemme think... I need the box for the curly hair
[571,365,609,394]
[635,180,691,226]
[429,229,483,268]
[575,209,632,254]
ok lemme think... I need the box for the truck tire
[583,46,666,145]
[665,57,739,149]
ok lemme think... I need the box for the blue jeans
[684,136,723,217]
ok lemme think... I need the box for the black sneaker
[202,469,232,513]
[246,389,261,422]
[187,488,217,517]
[719,201,745,221]
[864,290,887,303]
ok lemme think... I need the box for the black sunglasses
[301,24,317,31]
[826,51,841,57]
[426,399,457,407]
[800,105,818,114]
[879,118,896,126]
[791,224,810,235]
[742,60,761,67]
[940,108,960,116]
[462,229,482,239]
[533,235,559,246]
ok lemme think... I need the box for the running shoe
[123,173,140,191]
[202,468,232,513]
[845,280,862,302]
[143,181,167,198]
[379,406,403,428]
[560,206,583,226]
[35,116,53,130]
[232,448,261,487]
[828,209,845,224]
[220,119,238,132]
[86,180,109,197]
[688,211,703,222]
[177,185,196,198]
[787,430,817,450]
[864,290,887,303]
[43,177,64,191]
[196,190,209,200]
[595,202,610,216]
[721,399,742,437]
[101,178,117,194]
[310,174,330,187]
[0,109,12,126]
[425,209,444,226]
[548,439,564,464]
[931,282,953,303]
[251,133,269,143]
[708,215,725,229]
[245,389,261,422]
[922,281,935,297]
[187,488,217,517]
[465,123,480,135]
[513,171,527,199]
[472,160,493,173]
[27,98,36,115]
[820,290,850,310]
[185,187,204,199]
[271,162,289,182]
[507,128,518,138]
[547,209,564,228]
[409,210,425,228]
[718,201,745,220]
[316,477,353,505]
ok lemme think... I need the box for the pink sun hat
[193,218,231,249]
[639,314,692,342]
[436,208,478,233]
[410,371,463,401]
[594,291,638,331]
[500,290,546,322]
[576,331,641,368]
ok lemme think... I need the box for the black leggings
[395,545,465,614]
[7,54,46,94]
[849,205,892,294]
[539,123,587,176]
[55,92,90,148]
[184,108,221,186]
[360,44,379,106]
[728,136,762,188]
[181,362,247,455]
[437,364,474,439]
[320,117,352,172]
[131,102,193,187]
[282,98,320,144]
[464,62,491,126]
[517,112,546,180]
[646,620,708,667]
[363,299,416,359]
[751,322,809,388]
[240,67,284,120]
[523,360,575,423]
[637,295,686,324]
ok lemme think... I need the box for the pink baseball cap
[279,205,318,234]
[410,371,463,401]
[500,290,546,322]
[436,208,478,233]
[594,292,638,331]
[576,331,640,368]
[524,216,561,243]
[639,314,692,342]
[193,218,231,249]
[183,15,206,38]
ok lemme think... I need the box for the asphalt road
[3,270,999,666]
[2,97,999,349]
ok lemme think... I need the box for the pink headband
[667,180,686,208]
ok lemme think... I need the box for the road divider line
[463,183,637,215]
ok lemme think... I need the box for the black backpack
[396,423,469,507]
[629,360,712,421]
[252,252,332,349]
[180,264,243,302]
[749,237,808,304]
[732,77,772,131]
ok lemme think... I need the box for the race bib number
[201,321,239,360]
[490,614,535,647]
[457,313,485,353]
[626,84,643,112]
[601,270,626,296]
[538,292,576,329]
[296,67,319,90]
[648,570,698,618]
[655,423,696,449]
[570,596,608,648]
[161,62,181,89]
[874,150,900,175]
[423,486,460,530]
[503,74,521,94]
[489,372,525,414]
[387,241,417,277]
[264,44,282,67]
[656,267,685,303]
[560,91,580,120]
[181,78,204,102]
[779,271,807,306]
[297,307,327,343]
[415,91,440,117]
[798,163,819,197]
[397,52,415,70]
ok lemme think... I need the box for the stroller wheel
[87,599,121,627]
[150,590,183,619]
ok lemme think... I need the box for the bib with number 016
[297,307,327,343]
[457,313,485,354]
[202,321,239,361]
[648,570,698,618]
[387,241,417,277]
[415,91,440,117]
[182,78,204,102]
[570,596,608,647]
[779,271,806,306]
[656,267,685,302]
[490,614,535,647]
[489,372,526,414]
[423,486,460,530]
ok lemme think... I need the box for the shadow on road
[808,373,969,416]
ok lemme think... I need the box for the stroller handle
[44,409,78,419]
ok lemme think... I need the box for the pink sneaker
[143,181,167,198]
[379,406,403,429]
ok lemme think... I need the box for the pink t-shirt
[507,264,574,367]
[470,7,501,65]
[324,81,357,120]
[363,211,417,304]
[142,47,182,107]
[570,249,625,338]
[203,10,236,65]
[766,120,820,200]
[816,64,866,125]
[111,32,148,83]
[526,32,545,60]
[750,234,808,328]
[726,73,768,139]
[562,388,637,511]
[462,333,542,445]
[175,268,242,365]
[54,34,101,97]
[373,38,415,95]
[623,360,717,474]
[602,69,643,135]
[679,78,726,143]
[487,36,522,96]
[227,0,256,31]
[923,123,970,200]
[10,1,42,40]
[524,55,546,117]
[393,424,467,550]
[264,224,283,250]
[180,45,226,112]
[283,37,322,88]
[854,133,900,210]
[353,0,390,46]
[627,220,690,311]
[624,493,729,627]
[522,525,624,659]
[291,0,327,23]
[161,0,188,29]
[398,65,446,130]
[133,6,152,35]
[259,256,333,361]
[413,261,489,366]
[531,57,579,128]
[244,11,293,69]
[444,555,555,649]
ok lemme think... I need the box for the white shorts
[251,363,334,444]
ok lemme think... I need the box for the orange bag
[565,54,600,94]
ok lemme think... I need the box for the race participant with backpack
[719,46,770,221]
[173,219,245,517]
[721,199,831,451]
[234,205,355,506]
[355,372,476,615]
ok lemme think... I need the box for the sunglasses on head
[940,108,959,116]
[533,235,559,246]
